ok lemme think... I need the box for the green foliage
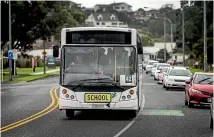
[175,1,213,64]
[157,49,171,61]
[1,1,85,52]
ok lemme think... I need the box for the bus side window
[137,35,143,54]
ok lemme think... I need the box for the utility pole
[43,40,46,74]
[9,1,12,81]
[203,1,207,72]
[164,14,166,62]
[182,6,185,66]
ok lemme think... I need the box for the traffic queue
[142,59,214,129]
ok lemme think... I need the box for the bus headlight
[122,96,126,100]
[62,89,67,94]
[65,94,69,98]
[127,95,131,99]
[70,95,75,99]
[129,90,134,95]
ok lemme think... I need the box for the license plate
[208,98,212,103]
[85,93,111,103]
[92,104,105,108]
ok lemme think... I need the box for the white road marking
[142,83,158,86]
[113,94,146,137]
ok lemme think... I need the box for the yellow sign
[42,51,47,55]
[84,93,111,103]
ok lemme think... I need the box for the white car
[151,63,159,76]
[163,67,192,90]
[145,60,159,74]
[154,63,171,80]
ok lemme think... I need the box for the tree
[1,1,85,52]
[157,49,171,61]
[174,1,213,64]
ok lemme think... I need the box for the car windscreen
[157,65,170,70]
[160,67,169,73]
[148,62,157,65]
[169,69,191,76]
[193,74,214,85]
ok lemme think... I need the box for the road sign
[13,49,18,60]
[8,50,13,59]
[42,51,47,55]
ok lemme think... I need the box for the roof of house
[110,2,132,7]
[95,4,111,7]
[91,13,119,21]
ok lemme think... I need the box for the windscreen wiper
[95,80,125,90]
[197,77,211,84]
[72,78,111,90]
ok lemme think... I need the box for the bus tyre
[210,116,213,129]
[66,109,74,118]
[129,110,137,118]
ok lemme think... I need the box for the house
[94,4,113,12]
[172,53,188,63]
[110,2,132,12]
[94,2,132,12]
[85,13,128,28]
[154,42,176,53]
[143,47,160,60]
[32,36,59,50]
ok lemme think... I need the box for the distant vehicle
[153,63,171,80]
[151,63,159,76]
[210,92,213,129]
[53,27,143,118]
[184,72,214,108]
[163,67,192,90]
[157,67,170,84]
[142,59,149,70]
[145,60,159,74]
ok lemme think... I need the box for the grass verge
[2,68,59,84]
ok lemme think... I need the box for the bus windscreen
[66,31,131,44]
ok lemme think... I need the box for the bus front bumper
[59,98,138,110]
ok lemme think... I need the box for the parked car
[157,67,170,84]
[163,67,192,90]
[154,63,171,80]
[145,60,159,74]
[209,92,213,129]
[184,72,214,108]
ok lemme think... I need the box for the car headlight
[192,89,202,94]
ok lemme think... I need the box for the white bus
[53,27,143,118]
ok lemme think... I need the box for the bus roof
[62,27,136,32]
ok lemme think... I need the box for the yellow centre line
[1,87,59,133]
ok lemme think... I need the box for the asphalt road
[1,73,213,137]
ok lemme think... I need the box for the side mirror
[185,80,191,85]
[53,45,59,57]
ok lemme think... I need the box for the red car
[185,72,214,107]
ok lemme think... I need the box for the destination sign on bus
[66,31,131,44]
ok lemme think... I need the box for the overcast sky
[72,0,181,10]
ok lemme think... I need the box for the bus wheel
[66,109,74,118]
[129,110,138,118]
